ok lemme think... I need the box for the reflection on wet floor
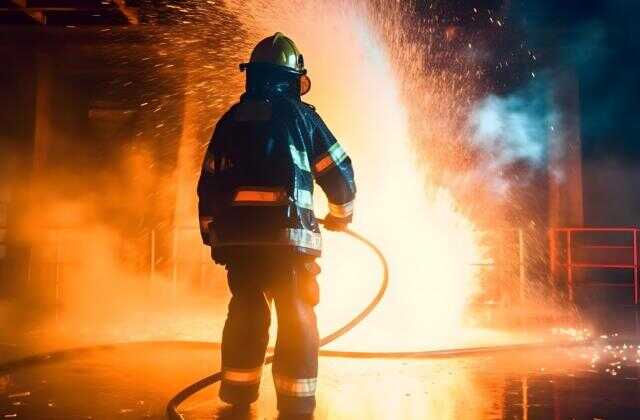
[1,341,640,419]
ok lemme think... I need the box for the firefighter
[197,33,356,418]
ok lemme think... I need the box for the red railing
[550,227,639,304]
[472,228,527,304]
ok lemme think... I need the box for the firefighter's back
[199,94,322,263]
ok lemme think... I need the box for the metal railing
[472,228,528,304]
[550,227,639,304]
[168,226,215,295]
[17,226,528,305]
[11,225,640,313]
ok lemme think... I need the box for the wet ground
[1,337,640,420]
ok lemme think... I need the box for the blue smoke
[511,0,640,160]
[468,79,558,179]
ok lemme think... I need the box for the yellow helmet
[240,32,307,75]
[240,32,311,95]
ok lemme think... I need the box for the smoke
[467,78,558,194]
[500,0,640,232]
[511,0,640,159]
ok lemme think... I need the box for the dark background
[512,0,640,225]
[511,0,640,161]
[441,0,640,225]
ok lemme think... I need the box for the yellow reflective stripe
[212,228,322,251]
[328,142,347,163]
[223,367,262,384]
[290,144,311,172]
[203,154,216,173]
[295,189,314,210]
[203,155,235,174]
[233,189,286,204]
[285,228,321,250]
[314,143,347,174]
[329,200,353,218]
[273,374,317,397]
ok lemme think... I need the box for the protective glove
[323,213,350,232]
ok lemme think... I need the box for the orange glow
[1,3,594,419]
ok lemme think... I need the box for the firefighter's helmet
[240,32,311,95]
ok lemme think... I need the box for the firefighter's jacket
[197,84,356,263]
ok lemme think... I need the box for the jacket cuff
[328,200,353,221]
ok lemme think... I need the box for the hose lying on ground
[0,338,595,376]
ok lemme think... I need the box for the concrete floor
[1,338,640,420]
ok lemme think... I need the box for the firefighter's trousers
[219,256,320,414]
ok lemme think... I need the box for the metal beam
[1,2,139,25]
[0,7,100,12]
[112,0,138,25]
[9,0,46,24]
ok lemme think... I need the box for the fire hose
[0,221,595,419]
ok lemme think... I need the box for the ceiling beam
[112,0,138,25]
[0,7,100,12]
[1,1,139,25]
[9,0,46,24]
